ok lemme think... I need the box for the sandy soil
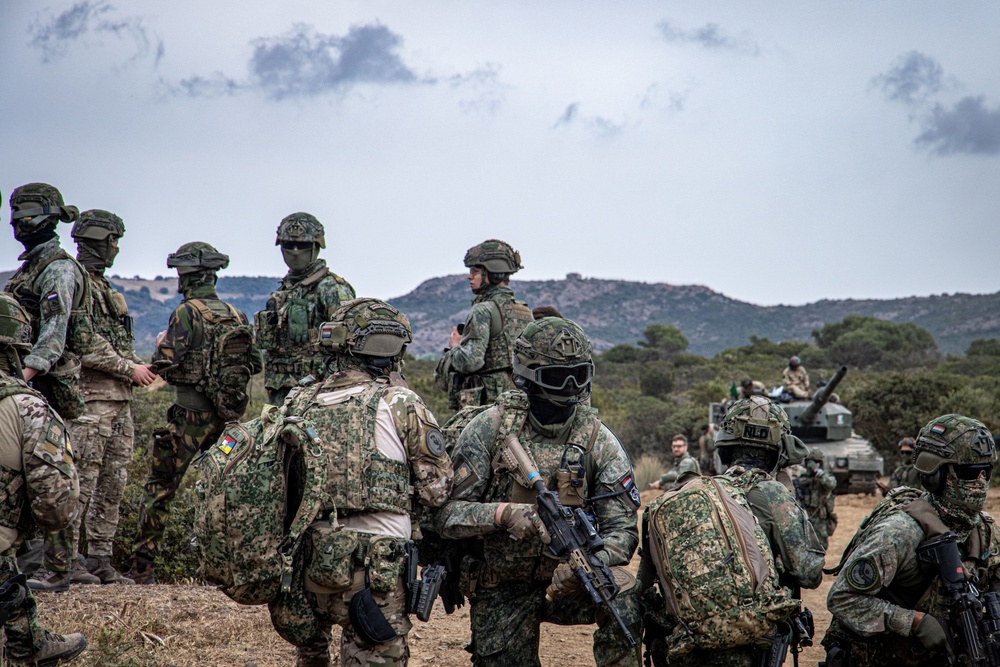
[35,488,1000,666]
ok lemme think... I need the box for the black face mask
[527,391,576,425]
[77,238,119,272]
[12,222,57,251]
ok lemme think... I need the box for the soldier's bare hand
[448,326,462,348]
[155,330,167,347]
[22,367,38,382]
[132,364,157,386]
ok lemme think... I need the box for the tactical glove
[913,614,953,659]
[545,562,580,600]
[499,503,550,543]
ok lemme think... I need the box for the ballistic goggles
[512,359,593,392]
[952,464,993,482]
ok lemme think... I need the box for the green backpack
[193,405,327,605]
[642,474,799,659]
[189,299,256,422]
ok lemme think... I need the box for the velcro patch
[622,475,641,508]
[41,291,62,317]
[425,428,446,458]
[846,556,880,591]
[931,424,947,435]
[217,434,237,455]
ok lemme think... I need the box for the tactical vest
[6,247,90,351]
[474,289,534,376]
[291,373,413,518]
[82,275,135,393]
[0,381,49,534]
[167,297,244,386]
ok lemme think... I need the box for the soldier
[266,298,453,667]
[642,396,825,667]
[734,377,766,399]
[782,356,809,399]
[696,423,716,472]
[887,436,923,490]
[255,213,356,405]
[27,210,155,592]
[0,293,87,664]
[823,414,1000,666]
[794,447,838,549]
[439,239,533,410]
[129,242,262,584]
[437,317,642,667]
[5,183,91,420]
[649,434,700,491]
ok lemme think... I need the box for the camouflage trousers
[269,533,411,667]
[810,516,836,550]
[134,404,224,558]
[1,553,42,660]
[468,575,642,667]
[43,400,133,570]
[649,645,758,667]
[822,621,938,667]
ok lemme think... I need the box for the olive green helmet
[166,242,230,274]
[913,414,997,475]
[318,298,412,358]
[715,396,791,453]
[0,293,32,351]
[512,317,594,403]
[72,209,125,240]
[275,212,326,248]
[806,447,825,463]
[9,182,79,234]
[463,239,523,274]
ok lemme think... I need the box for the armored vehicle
[711,366,883,494]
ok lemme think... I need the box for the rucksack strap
[278,420,325,594]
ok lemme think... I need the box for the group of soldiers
[1,180,998,667]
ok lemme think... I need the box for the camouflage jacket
[285,368,453,534]
[659,452,701,487]
[889,462,923,490]
[78,272,143,401]
[0,377,80,554]
[797,468,838,520]
[437,391,639,583]
[5,238,93,374]
[255,259,355,391]
[827,493,1000,640]
[724,466,825,590]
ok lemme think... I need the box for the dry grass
[632,453,666,490]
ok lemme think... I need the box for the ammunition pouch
[305,522,358,591]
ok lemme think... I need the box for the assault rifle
[917,532,1000,666]
[497,434,636,647]
[757,595,813,667]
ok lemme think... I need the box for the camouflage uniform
[657,451,700,489]
[266,298,453,667]
[697,429,716,473]
[134,247,262,569]
[255,213,356,405]
[823,415,1000,667]
[795,451,838,549]
[437,391,642,667]
[888,462,923,490]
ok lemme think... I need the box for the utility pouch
[349,583,399,645]
[368,536,405,593]
[555,446,587,507]
[306,522,358,591]
[287,298,310,345]
[35,353,84,420]
[254,308,278,350]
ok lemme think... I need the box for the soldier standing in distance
[0,293,87,665]
[129,242,262,584]
[782,355,810,399]
[823,415,1000,666]
[5,183,92,420]
[255,213,356,405]
[29,210,156,592]
[266,298,453,667]
[795,447,839,549]
[887,437,923,491]
[437,317,643,667]
[439,239,533,410]
[696,423,716,473]
[649,434,700,491]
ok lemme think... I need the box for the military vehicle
[710,366,884,494]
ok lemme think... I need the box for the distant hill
[2,270,998,358]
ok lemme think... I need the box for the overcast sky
[2,1,999,306]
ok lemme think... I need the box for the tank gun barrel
[796,366,848,426]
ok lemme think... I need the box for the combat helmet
[9,182,79,237]
[0,293,32,352]
[72,209,125,240]
[806,447,824,463]
[511,317,594,404]
[275,212,325,248]
[789,355,801,368]
[913,414,996,492]
[166,242,230,274]
[464,239,523,275]
[319,298,412,358]
[716,396,791,471]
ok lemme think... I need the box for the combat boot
[69,556,100,585]
[127,554,156,585]
[25,569,70,593]
[85,555,134,585]
[13,629,88,666]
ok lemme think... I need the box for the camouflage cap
[166,241,230,274]
[0,293,32,351]
[72,209,125,240]
[463,239,523,274]
[914,414,997,474]
[319,297,412,358]
[715,396,791,452]
[275,212,325,248]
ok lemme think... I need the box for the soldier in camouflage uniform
[266,298,453,667]
[5,183,93,421]
[29,210,156,592]
[642,396,825,667]
[130,242,262,584]
[255,213,356,405]
[822,414,1000,667]
[438,240,533,410]
[794,447,838,549]
[0,292,88,665]
[887,437,923,491]
[649,435,700,491]
[437,317,642,667]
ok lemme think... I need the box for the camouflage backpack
[188,299,256,421]
[642,473,799,659]
[193,405,328,605]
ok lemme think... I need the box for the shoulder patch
[425,428,446,458]
[217,434,237,455]
[41,291,62,317]
[846,556,880,591]
[622,475,641,508]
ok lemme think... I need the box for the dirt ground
[35,487,1000,666]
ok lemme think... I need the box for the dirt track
[35,488,1000,666]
